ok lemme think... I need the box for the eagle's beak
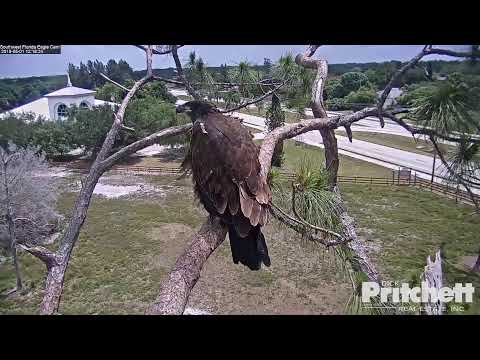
[176,104,187,113]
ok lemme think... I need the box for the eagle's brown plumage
[177,101,271,270]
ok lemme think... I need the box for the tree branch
[99,73,131,92]
[377,46,430,127]
[270,202,348,247]
[135,45,185,55]
[100,124,192,170]
[428,47,480,58]
[171,46,201,100]
[220,79,289,113]
[38,55,157,314]
[146,215,228,315]
[17,243,60,269]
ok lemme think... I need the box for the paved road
[173,92,480,194]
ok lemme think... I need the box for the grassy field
[341,183,480,314]
[0,173,351,314]
[1,140,478,314]
[335,130,454,156]
[1,166,478,314]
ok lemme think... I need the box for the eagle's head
[176,100,217,123]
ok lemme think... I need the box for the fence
[57,162,480,208]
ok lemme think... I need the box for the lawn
[0,172,351,315]
[282,140,392,178]
[1,135,477,314]
[335,130,454,156]
[1,168,478,314]
[341,183,480,314]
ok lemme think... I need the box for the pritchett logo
[362,281,475,305]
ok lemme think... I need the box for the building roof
[44,86,95,97]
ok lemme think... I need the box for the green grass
[0,177,205,314]
[282,140,392,178]
[341,184,480,314]
[335,130,454,156]
[1,171,479,314]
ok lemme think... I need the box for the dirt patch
[186,224,351,315]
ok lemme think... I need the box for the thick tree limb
[428,47,480,58]
[295,45,339,187]
[146,215,227,315]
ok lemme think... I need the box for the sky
[0,45,470,78]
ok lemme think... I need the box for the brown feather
[249,202,262,227]
[239,185,253,219]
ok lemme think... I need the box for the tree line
[2,57,479,113]
[0,81,185,159]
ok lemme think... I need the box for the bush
[325,79,347,99]
[325,97,347,111]
[344,86,377,110]
[340,72,370,94]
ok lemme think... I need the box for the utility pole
[431,150,437,184]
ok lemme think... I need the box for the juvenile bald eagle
[176,101,271,270]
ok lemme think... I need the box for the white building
[376,87,403,108]
[0,75,117,121]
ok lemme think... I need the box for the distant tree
[344,86,377,110]
[68,105,117,157]
[95,82,127,103]
[0,113,38,148]
[30,119,75,157]
[124,97,179,140]
[325,97,347,111]
[137,82,176,103]
[0,143,62,292]
[340,72,370,94]
[325,79,347,99]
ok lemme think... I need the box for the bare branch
[100,124,192,170]
[135,45,185,55]
[171,46,201,100]
[428,47,480,58]
[377,46,430,127]
[152,75,185,86]
[39,72,154,314]
[17,243,60,268]
[146,215,228,315]
[220,80,289,113]
[120,125,135,133]
[99,73,131,92]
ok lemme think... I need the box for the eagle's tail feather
[228,225,270,271]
